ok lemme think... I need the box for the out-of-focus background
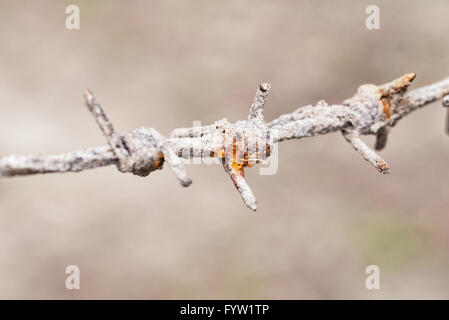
[0,0,448,299]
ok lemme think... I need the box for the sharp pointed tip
[260,83,271,92]
[407,73,417,82]
[180,177,192,187]
[246,201,257,212]
[83,89,95,104]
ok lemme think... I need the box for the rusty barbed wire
[1,73,449,210]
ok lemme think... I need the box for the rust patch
[375,159,388,173]
[378,88,387,99]
[381,98,391,120]
[231,139,244,174]
[213,149,225,159]
[214,139,264,175]
[266,143,271,157]
[152,151,165,170]
[392,73,416,92]
[230,139,256,175]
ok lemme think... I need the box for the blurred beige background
[0,0,448,299]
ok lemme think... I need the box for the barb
[83,89,131,173]
[248,83,271,122]
[342,128,390,174]
[1,73,449,210]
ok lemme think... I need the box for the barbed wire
[1,73,448,210]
